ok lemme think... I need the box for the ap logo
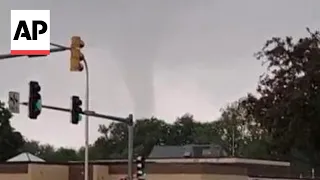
[11,10,50,55]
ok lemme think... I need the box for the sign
[11,10,50,55]
[8,91,20,113]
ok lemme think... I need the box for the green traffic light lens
[35,100,42,110]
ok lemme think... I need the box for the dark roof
[149,144,228,158]
[149,145,185,158]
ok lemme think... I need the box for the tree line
[1,103,270,162]
[1,29,320,172]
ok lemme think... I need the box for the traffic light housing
[136,156,145,179]
[28,81,41,119]
[71,96,82,124]
[70,36,85,72]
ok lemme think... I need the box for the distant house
[149,144,228,158]
[6,152,45,162]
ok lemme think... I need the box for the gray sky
[0,0,319,148]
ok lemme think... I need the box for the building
[0,146,316,180]
[0,157,310,180]
[149,144,228,158]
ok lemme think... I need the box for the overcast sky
[0,0,319,148]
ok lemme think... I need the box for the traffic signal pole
[20,102,132,124]
[20,102,134,180]
[1,39,134,180]
[83,59,90,180]
[128,115,134,180]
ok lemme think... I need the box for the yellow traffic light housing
[70,48,84,71]
[70,36,85,72]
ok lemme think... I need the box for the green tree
[0,101,25,161]
[245,29,320,163]
[169,114,198,145]
[23,141,56,161]
[23,140,42,156]
[217,102,246,157]
[96,122,128,158]
[169,114,225,147]
[93,114,231,158]
[77,145,102,160]
[94,117,171,158]
[215,98,272,159]
[51,147,80,161]
[191,121,224,145]
[133,118,171,156]
[23,140,81,162]
[91,110,273,159]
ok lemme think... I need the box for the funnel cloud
[105,2,180,118]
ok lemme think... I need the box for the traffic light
[136,156,145,180]
[71,96,82,124]
[28,81,41,119]
[70,36,85,72]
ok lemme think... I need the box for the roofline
[6,152,45,162]
[69,157,290,166]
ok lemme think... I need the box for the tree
[93,117,171,158]
[218,102,246,156]
[170,114,198,145]
[216,99,271,159]
[77,145,102,160]
[50,147,80,162]
[23,140,42,156]
[170,114,225,147]
[191,121,224,145]
[0,101,25,161]
[133,117,171,156]
[22,140,57,161]
[93,114,230,158]
[95,122,129,158]
[245,29,320,163]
